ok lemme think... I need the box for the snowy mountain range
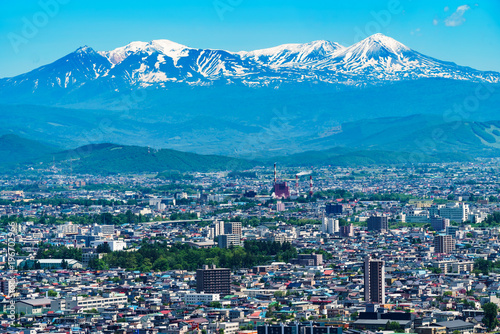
[1,33,499,101]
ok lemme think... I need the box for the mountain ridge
[1,34,499,106]
[0,134,480,175]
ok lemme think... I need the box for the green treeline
[36,243,82,261]
[91,240,297,272]
[479,212,500,227]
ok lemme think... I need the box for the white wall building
[183,292,220,304]
[57,222,79,235]
[439,202,469,222]
[65,292,128,311]
[91,239,127,251]
[322,217,339,234]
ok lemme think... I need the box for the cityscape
[1,161,500,333]
[1,1,500,334]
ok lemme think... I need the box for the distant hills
[0,134,57,166]
[51,143,256,174]
[0,137,256,174]
[302,115,500,158]
[1,79,499,157]
[271,147,473,167]
[0,133,491,175]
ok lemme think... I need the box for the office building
[224,222,242,236]
[367,216,388,232]
[445,226,459,236]
[218,234,242,248]
[290,253,323,266]
[431,217,450,232]
[326,203,343,215]
[438,202,469,222]
[196,265,231,296]
[76,234,101,247]
[434,235,455,254]
[92,224,115,236]
[364,256,385,304]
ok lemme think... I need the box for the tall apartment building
[0,279,15,297]
[367,216,388,232]
[224,222,242,236]
[196,265,231,296]
[213,220,225,237]
[340,224,354,237]
[364,256,385,304]
[434,235,455,254]
[322,217,339,234]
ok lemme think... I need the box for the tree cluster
[92,240,297,272]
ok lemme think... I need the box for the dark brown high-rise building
[364,256,385,304]
[433,235,455,254]
[196,265,231,296]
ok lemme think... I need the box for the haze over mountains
[1,33,500,168]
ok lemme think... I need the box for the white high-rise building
[213,220,225,237]
[322,217,339,234]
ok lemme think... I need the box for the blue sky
[0,0,499,78]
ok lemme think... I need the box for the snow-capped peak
[3,33,499,94]
[148,39,190,53]
[75,45,94,54]
[99,39,191,65]
[353,33,410,54]
[240,40,345,67]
